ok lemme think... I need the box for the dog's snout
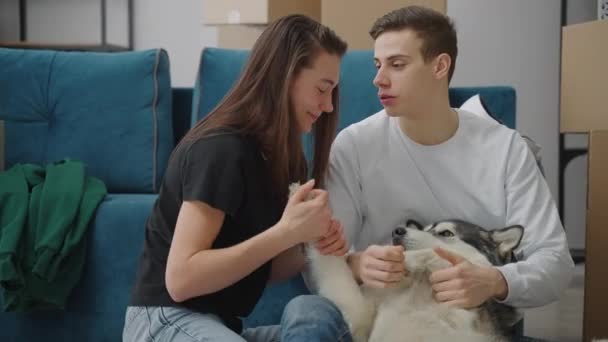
[392,227,407,246]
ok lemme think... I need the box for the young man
[281,6,574,342]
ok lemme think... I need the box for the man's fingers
[431,278,464,293]
[434,289,465,302]
[433,246,465,265]
[429,267,459,284]
[364,269,404,287]
[365,257,404,273]
[369,245,404,262]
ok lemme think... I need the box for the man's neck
[398,98,458,146]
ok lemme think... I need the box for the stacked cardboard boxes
[561,19,608,342]
[204,0,445,49]
[204,0,321,49]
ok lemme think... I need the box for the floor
[523,264,585,342]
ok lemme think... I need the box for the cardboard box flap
[561,20,608,133]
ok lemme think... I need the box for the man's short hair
[370,6,458,82]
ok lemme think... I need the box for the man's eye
[438,230,454,237]
[393,63,405,68]
[374,64,381,69]
[318,87,327,94]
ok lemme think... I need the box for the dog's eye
[438,230,454,237]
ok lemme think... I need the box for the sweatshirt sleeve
[496,133,574,308]
[326,129,365,250]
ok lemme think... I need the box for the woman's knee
[282,295,344,323]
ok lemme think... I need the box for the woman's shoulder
[183,129,255,156]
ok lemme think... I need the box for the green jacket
[0,160,107,311]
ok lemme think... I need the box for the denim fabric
[122,306,279,342]
[280,295,353,342]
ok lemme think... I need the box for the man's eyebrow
[374,54,412,62]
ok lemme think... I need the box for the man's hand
[347,245,406,288]
[429,247,508,308]
[314,219,348,256]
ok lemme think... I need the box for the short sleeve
[180,135,245,217]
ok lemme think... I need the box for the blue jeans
[280,295,353,342]
[122,306,280,342]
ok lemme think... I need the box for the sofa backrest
[192,48,516,131]
[0,48,174,193]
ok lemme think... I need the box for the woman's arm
[165,200,293,302]
[268,219,348,283]
[166,179,332,302]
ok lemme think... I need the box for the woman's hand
[279,179,332,245]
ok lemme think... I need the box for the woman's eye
[318,87,327,94]
[439,230,454,237]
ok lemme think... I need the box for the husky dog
[306,217,524,342]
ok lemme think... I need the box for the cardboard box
[204,0,320,25]
[584,131,608,342]
[561,20,608,133]
[321,0,446,50]
[561,20,608,342]
[217,25,266,49]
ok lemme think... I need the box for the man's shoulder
[338,110,390,141]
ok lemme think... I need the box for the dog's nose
[392,227,407,246]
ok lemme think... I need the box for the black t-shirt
[129,131,284,332]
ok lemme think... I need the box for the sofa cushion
[0,193,156,342]
[192,48,516,130]
[0,48,173,193]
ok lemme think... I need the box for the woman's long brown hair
[181,15,347,199]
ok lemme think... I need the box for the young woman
[122,15,348,342]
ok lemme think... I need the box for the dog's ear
[406,219,423,230]
[491,225,524,261]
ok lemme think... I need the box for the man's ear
[433,53,451,80]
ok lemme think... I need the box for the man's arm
[495,133,574,308]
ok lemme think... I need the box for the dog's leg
[307,246,375,342]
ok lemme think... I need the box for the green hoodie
[0,160,107,311]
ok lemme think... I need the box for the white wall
[0,0,20,41]
[0,0,215,87]
[133,0,217,87]
[448,0,562,204]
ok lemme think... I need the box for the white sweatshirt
[326,109,574,308]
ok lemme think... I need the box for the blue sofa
[0,47,516,341]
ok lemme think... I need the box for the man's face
[373,29,438,118]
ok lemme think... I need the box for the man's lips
[379,94,396,105]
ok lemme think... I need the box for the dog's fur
[307,218,524,342]
[291,183,525,341]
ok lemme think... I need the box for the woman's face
[290,51,341,134]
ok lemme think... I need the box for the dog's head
[394,219,524,266]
